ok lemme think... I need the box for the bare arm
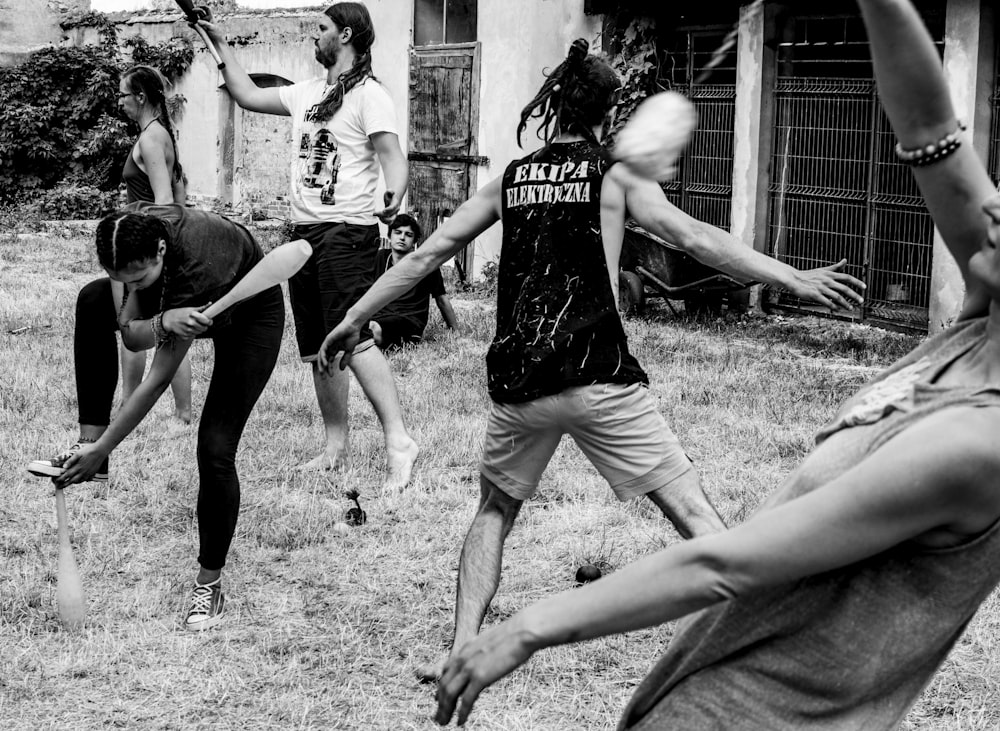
[116,284,155,352]
[372,131,408,222]
[172,173,187,206]
[136,128,175,205]
[435,407,1000,725]
[435,294,459,329]
[600,167,628,306]
[194,20,288,115]
[318,176,503,371]
[858,0,994,317]
[612,164,866,311]
[56,338,194,485]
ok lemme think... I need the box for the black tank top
[122,150,155,204]
[487,140,647,403]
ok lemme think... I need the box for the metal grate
[768,78,934,330]
[663,28,737,232]
[989,42,1000,187]
[767,8,944,332]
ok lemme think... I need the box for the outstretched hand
[318,321,362,374]
[786,259,866,312]
[435,623,538,726]
[375,190,401,224]
[55,442,108,488]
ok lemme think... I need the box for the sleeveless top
[488,140,648,403]
[123,150,155,204]
[620,317,1000,731]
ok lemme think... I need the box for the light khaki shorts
[480,382,693,501]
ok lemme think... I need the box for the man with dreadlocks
[194,3,419,491]
[318,39,865,679]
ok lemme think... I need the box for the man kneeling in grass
[318,39,864,681]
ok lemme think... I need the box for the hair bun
[568,38,589,66]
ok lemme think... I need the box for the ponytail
[307,2,379,122]
[122,65,184,182]
[306,50,376,122]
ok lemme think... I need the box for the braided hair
[95,212,170,273]
[517,39,621,148]
[306,3,378,122]
[122,65,184,183]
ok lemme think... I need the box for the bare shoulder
[138,124,172,152]
[604,161,634,189]
[902,406,1000,519]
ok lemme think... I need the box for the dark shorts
[374,313,425,350]
[290,222,379,361]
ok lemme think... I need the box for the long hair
[306,2,378,122]
[517,39,621,148]
[122,65,184,183]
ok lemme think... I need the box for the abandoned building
[6,0,997,332]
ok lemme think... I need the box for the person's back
[491,140,646,403]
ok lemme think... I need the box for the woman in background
[116,65,193,425]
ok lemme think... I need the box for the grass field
[1,224,998,729]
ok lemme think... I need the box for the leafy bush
[124,35,194,83]
[476,260,500,298]
[0,12,193,205]
[27,184,118,220]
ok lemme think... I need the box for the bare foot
[383,439,419,492]
[296,449,350,472]
[415,655,446,684]
[174,408,192,425]
[165,416,191,435]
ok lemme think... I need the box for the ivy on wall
[0,11,194,214]
[605,12,665,137]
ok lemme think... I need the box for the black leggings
[74,278,285,570]
[75,278,158,426]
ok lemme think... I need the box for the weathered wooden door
[408,43,485,282]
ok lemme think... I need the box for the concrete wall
[86,0,599,276]
[90,6,412,219]
[470,0,602,271]
[0,0,75,66]
[730,1,775,312]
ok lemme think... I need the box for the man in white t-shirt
[197,3,419,491]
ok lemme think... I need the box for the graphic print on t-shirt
[487,142,648,403]
[504,159,594,208]
[298,126,341,206]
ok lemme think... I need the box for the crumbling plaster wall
[77,1,600,276]
[76,5,409,213]
[0,0,88,66]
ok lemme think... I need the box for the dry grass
[1,225,997,729]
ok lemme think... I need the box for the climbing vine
[0,11,194,213]
[604,11,672,139]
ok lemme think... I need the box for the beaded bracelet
[894,121,967,167]
[150,313,171,348]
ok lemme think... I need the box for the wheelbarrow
[618,222,753,316]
